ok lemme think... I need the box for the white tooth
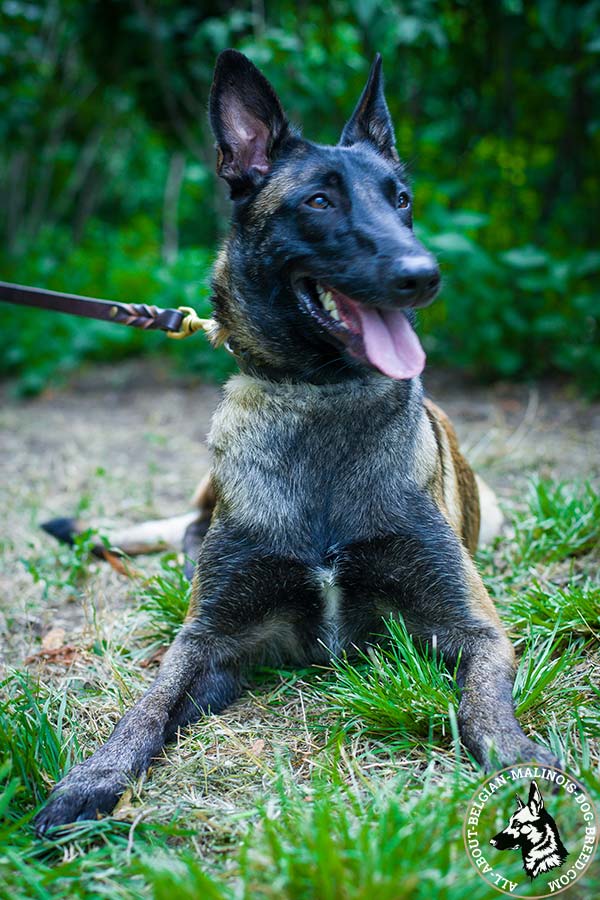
[314,284,346,325]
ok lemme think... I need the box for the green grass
[235,759,600,900]
[1,477,599,897]
[237,766,479,900]
[323,621,599,760]
[325,617,460,750]
[508,580,600,646]
[136,553,191,652]
[0,675,81,807]
[22,528,102,601]
[512,479,600,565]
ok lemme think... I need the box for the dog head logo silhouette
[490,781,568,880]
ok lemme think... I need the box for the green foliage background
[1,0,599,393]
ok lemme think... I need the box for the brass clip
[167,306,216,340]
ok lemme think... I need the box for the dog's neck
[219,372,423,439]
[231,341,384,388]
[229,346,421,399]
[226,369,418,403]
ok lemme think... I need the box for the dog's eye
[306,194,332,209]
[397,192,411,210]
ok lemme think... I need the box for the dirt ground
[1,359,599,666]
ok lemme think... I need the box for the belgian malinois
[35,49,557,835]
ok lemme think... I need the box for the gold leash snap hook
[167,306,216,340]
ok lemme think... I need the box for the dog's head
[208,49,440,383]
[490,782,548,852]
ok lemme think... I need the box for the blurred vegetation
[1,0,599,394]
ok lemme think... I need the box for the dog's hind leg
[423,399,504,549]
[476,475,504,546]
[41,474,217,560]
[42,510,201,556]
[181,517,211,580]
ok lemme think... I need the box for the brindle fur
[35,50,557,835]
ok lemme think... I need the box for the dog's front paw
[486,736,561,773]
[514,738,562,770]
[34,767,127,837]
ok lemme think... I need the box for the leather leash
[0,280,215,340]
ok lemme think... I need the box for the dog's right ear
[209,49,289,195]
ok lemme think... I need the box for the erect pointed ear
[209,49,289,193]
[528,781,544,815]
[339,54,399,161]
[515,794,525,810]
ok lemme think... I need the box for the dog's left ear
[528,781,544,815]
[339,54,399,162]
[209,49,290,194]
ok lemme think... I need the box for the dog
[490,781,568,879]
[34,49,557,835]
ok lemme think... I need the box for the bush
[1,0,598,393]
[418,209,600,391]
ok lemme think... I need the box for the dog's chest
[209,374,436,559]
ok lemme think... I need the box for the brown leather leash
[0,280,215,340]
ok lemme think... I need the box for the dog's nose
[392,256,440,304]
[489,839,497,847]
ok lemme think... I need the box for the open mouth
[293,277,426,380]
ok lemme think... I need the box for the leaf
[41,627,65,651]
[24,645,81,666]
[446,211,490,229]
[502,246,549,269]
[428,233,476,255]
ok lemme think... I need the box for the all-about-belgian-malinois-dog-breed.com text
[34,50,559,835]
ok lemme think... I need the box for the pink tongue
[353,304,426,380]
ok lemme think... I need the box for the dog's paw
[33,768,126,837]
[519,740,562,770]
[40,516,80,546]
[485,737,561,773]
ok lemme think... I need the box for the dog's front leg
[33,623,241,835]
[342,503,559,771]
[430,565,559,770]
[452,553,560,770]
[34,522,257,835]
[425,563,559,769]
[34,517,318,836]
